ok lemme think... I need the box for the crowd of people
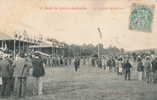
[34,52,157,84]
[0,51,85,98]
[44,56,84,72]
[0,52,45,98]
[0,50,157,98]
[42,52,157,84]
[45,56,74,67]
[91,53,157,83]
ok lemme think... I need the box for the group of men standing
[136,56,157,83]
[0,52,45,98]
[91,54,157,83]
[46,56,73,67]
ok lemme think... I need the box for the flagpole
[97,27,103,58]
[2,41,3,49]
[98,43,100,58]
[18,34,21,55]
[14,39,16,59]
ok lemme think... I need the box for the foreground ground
[2,64,157,100]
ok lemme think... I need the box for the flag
[97,27,102,39]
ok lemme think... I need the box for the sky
[0,0,157,51]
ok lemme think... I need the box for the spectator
[137,58,144,81]
[32,53,45,95]
[0,56,12,97]
[151,57,157,83]
[117,58,123,75]
[123,60,132,80]
[74,57,80,72]
[13,54,32,97]
[143,57,152,83]
[107,59,112,72]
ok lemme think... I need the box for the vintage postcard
[0,0,157,100]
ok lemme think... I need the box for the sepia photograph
[0,0,157,100]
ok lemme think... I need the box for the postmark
[129,3,155,32]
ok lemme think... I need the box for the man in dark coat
[123,60,132,80]
[97,58,102,68]
[107,59,112,72]
[91,58,95,67]
[111,58,116,72]
[74,57,80,72]
[32,53,45,95]
[151,57,157,83]
[0,57,12,97]
[137,58,144,80]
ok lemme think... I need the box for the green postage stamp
[129,3,155,33]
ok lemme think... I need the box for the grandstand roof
[0,32,14,40]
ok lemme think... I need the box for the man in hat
[74,57,80,72]
[13,53,32,97]
[32,53,45,95]
[137,58,144,81]
[151,57,157,83]
[123,60,132,80]
[143,57,152,83]
[0,56,12,97]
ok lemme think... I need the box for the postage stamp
[129,3,155,32]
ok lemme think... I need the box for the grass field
[1,65,157,100]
